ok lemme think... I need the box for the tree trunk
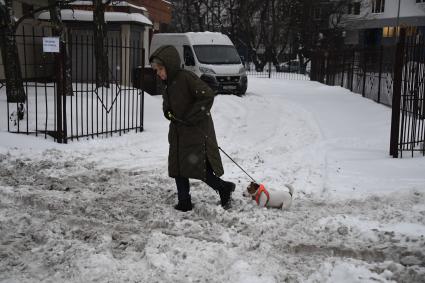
[48,0,72,96]
[94,0,109,88]
[0,0,26,103]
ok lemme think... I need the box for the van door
[183,45,197,74]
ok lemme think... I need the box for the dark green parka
[149,45,224,180]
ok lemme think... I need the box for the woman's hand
[164,110,176,121]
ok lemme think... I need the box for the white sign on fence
[42,37,60,53]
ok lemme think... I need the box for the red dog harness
[255,184,270,206]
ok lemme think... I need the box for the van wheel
[237,87,247,96]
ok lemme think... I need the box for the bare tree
[299,0,365,52]
[170,0,197,32]
[48,0,74,96]
[167,0,359,72]
[93,0,110,88]
[200,0,225,31]
[170,0,225,32]
[0,0,26,103]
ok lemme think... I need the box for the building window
[382,26,395,37]
[416,0,425,3]
[406,26,418,36]
[372,0,385,13]
[346,3,352,14]
[314,7,321,19]
[383,26,418,38]
[353,2,361,15]
[347,2,361,15]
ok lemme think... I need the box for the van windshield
[193,45,241,64]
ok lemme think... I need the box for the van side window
[183,45,195,66]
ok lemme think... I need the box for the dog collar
[255,184,270,206]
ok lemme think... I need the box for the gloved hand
[164,110,176,121]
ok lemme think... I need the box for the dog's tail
[286,184,294,197]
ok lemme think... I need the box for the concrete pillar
[143,26,150,66]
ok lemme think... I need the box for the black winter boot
[219,181,235,209]
[174,197,193,212]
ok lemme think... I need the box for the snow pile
[0,78,424,282]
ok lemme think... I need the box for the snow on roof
[71,1,147,12]
[187,32,233,45]
[37,9,152,25]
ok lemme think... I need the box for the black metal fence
[390,31,425,158]
[245,61,310,80]
[311,46,396,106]
[1,26,145,143]
[310,30,425,158]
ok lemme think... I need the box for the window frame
[353,2,361,15]
[371,0,385,14]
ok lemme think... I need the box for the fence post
[310,50,317,81]
[326,52,331,85]
[55,40,64,143]
[140,49,145,132]
[377,45,383,103]
[268,61,271,79]
[324,52,328,84]
[341,50,345,87]
[350,49,355,91]
[62,40,67,143]
[321,51,326,84]
[390,29,406,158]
[362,49,367,97]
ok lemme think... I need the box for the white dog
[243,182,293,210]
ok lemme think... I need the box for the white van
[150,32,247,95]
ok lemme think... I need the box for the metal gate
[310,46,396,106]
[1,26,145,143]
[309,29,424,158]
[390,30,425,157]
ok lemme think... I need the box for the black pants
[175,162,224,201]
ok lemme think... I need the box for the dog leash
[172,116,258,184]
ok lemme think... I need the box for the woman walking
[149,45,235,212]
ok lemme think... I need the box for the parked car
[255,65,264,72]
[277,60,301,73]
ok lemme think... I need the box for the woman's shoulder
[173,70,214,96]
[177,69,199,81]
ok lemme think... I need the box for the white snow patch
[1,78,424,282]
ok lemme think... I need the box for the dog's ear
[247,182,258,194]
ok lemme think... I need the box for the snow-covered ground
[1,78,424,282]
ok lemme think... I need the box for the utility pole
[396,0,401,41]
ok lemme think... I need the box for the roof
[135,0,172,25]
[70,1,147,12]
[155,32,233,45]
[37,9,152,25]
